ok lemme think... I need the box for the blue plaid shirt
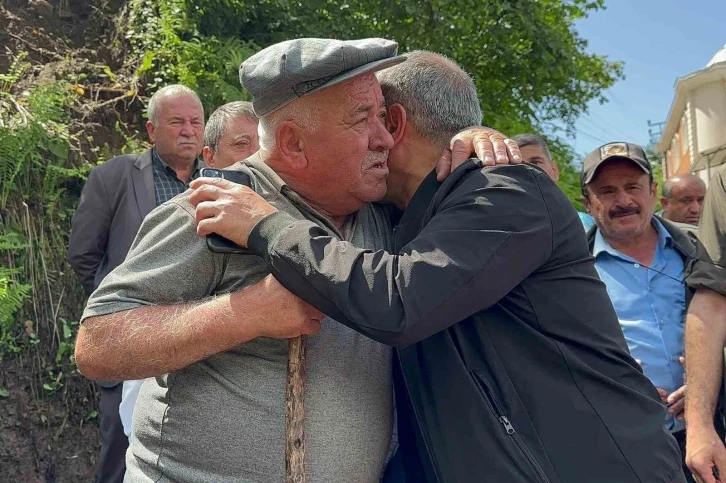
[152,148,204,205]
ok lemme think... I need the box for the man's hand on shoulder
[189,177,278,247]
[436,126,522,181]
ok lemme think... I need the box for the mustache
[363,150,388,168]
[609,205,640,219]
[178,136,198,145]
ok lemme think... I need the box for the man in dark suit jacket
[68,84,205,483]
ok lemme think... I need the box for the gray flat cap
[240,38,406,117]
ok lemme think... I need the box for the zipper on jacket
[473,372,552,483]
[500,415,515,434]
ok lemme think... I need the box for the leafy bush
[125,0,258,111]
[0,54,87,372]
[125,0,622,205]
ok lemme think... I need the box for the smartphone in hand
[199,168,252,255]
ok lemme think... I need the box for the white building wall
[692,80,726,154]
[694,168,710,185]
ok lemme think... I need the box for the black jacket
[249,162,682,483]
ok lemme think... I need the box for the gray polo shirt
[82,155,394,483]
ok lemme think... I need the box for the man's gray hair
[376,50,482,147]
[204,101,258,151]
[258,97,320,151]
[513,133,553,163]
[147,85,203,125]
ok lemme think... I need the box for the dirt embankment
[2,1,141,481]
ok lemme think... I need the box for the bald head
[661,174,706,225]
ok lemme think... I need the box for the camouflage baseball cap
[581,142,652,190]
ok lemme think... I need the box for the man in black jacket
[189,52,684,482]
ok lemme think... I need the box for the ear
[146,121,157,144]
[581,192,592,214]
[551,160,560,182]
[387,103,407,146]
[202,146,215,167]
[276,121,308,169]
[650,181,658,198]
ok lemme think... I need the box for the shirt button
[634,263,640,268]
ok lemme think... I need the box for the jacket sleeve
[68,167,112,294]
[686,171,726,296]
[248,168,553,348]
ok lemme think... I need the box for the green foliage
[646,144,665,211]
[0,81,87,210]
[126,0,259,112]
[126,0,621,210]
[183,0,623,135]
[0,52,30,93]
[556,161,586,212]
[55,318,77,365]
[0,54,87,397]
[0,231,29,252]
[0,268,32,355]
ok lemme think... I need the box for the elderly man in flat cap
[190,51,687,483]
[74,38,514,482]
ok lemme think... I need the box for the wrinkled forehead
[520,144,551,162]
[590,158,649,186]
[159,93,204,116]
[341,72,382,95]
[228,114,258,132]
[317,72,385,112]
[222,116,258,141]
[671,178,707,196]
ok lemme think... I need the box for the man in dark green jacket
[578,142,726,482]
[190,52,685,482]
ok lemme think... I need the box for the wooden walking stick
[286,335,307,483]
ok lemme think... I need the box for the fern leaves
[0,268,32,355]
